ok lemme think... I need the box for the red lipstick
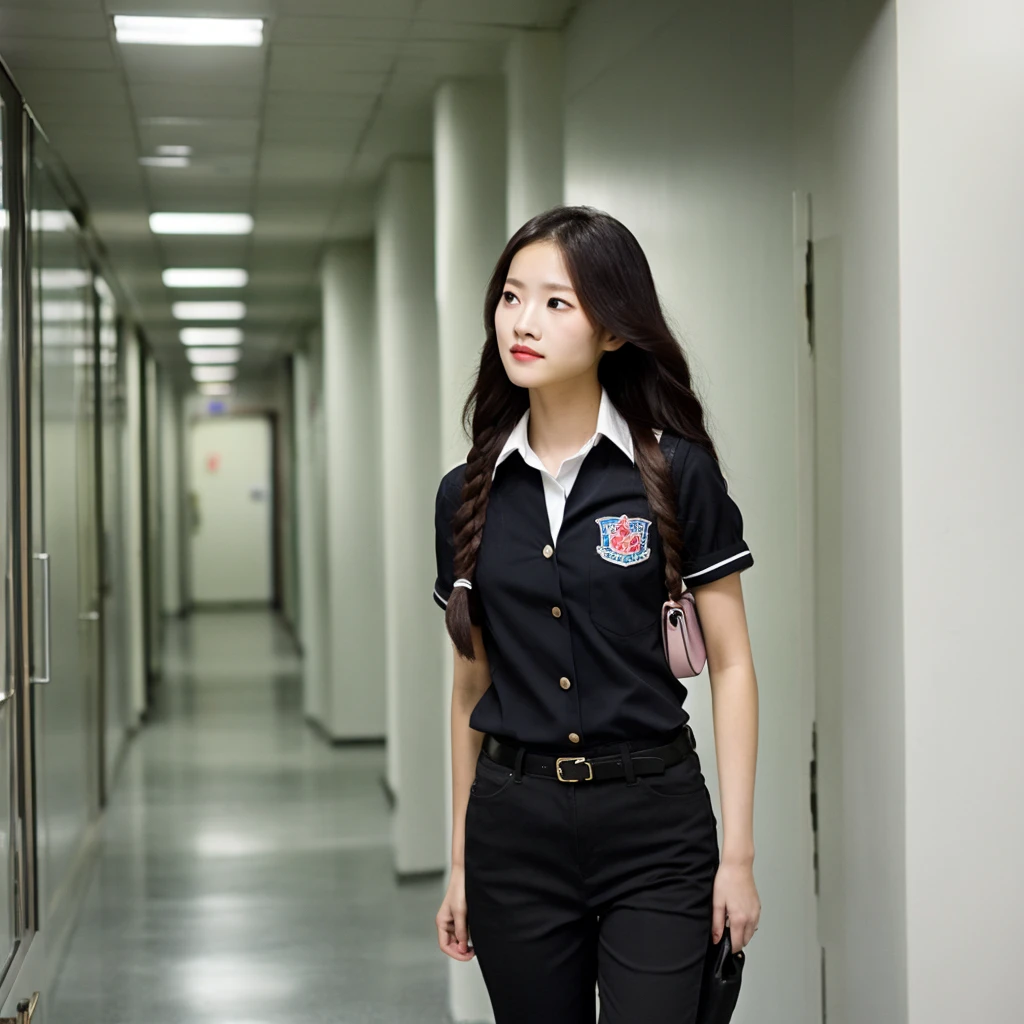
[511,343,542,361]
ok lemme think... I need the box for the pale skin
[436,240,761,963]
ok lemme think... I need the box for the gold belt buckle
[556,756,593,782]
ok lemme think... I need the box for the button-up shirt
[433,405,753,748]
[492,387,661,545]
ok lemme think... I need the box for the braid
[631,426,685,602]
[445,423,505,660]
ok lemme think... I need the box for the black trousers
[464,735,720,1024]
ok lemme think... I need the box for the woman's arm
[437,624,492,961]
[693,571,761,950]
[450,624,492,867]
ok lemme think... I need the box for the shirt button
[551,606,562,619]
[542,544,554,558]
[559,676,571,690]
[568,732,581,744]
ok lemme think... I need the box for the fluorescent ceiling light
[40,269,91,289]
[1,210,79,232]
[41,301,88,323]
[191,366,238,382]
[114,16,264,47]
[157,145,192,157]
[185,347,241,365]
[140,155,190,168]
[163,268,248,288]
[180,328,243,346]
[172,301,246,321]
[198,383,232,396]
[150,213,253,235]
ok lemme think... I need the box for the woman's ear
[602,332,627,353]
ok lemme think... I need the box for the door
[28,135,102,960]
[0,66,22,984]
[96,281,129,802]
[189,416,273,604]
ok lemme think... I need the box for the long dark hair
[445,205,720,660]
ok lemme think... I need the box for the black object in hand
[695,923,745,1024]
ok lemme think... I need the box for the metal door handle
[80,611,99,622]
[0,991,40,1023]
[31,553,51,684]
[17,993,38,1024]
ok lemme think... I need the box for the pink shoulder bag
[661,592,706,678]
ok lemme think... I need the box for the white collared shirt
[492,388,662,545]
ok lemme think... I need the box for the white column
[505,30,564,237]
[896,2,1024,1020]
[375,158,445,874]
[320,243,386,740]
[434,76,506,1024]
[159,375,182,615]
[122,328,146,722]
[293,344,324,724]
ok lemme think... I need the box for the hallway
[49,611,450,1024]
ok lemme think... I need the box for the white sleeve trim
[682,548,751,580]
[433,587,449,608]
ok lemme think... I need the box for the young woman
[432,206,760,1024]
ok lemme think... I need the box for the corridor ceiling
[0,0,576,380]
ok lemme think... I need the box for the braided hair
[445,206,720,661]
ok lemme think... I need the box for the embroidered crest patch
[595,514,652,566]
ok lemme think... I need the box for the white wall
[896,2,1024,1020]
[505,30,563,237]
[793,3,906,1022]
[563,2,817,1020]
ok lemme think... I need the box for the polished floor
[50,610,451,1024]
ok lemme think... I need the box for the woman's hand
[436,865,475,961]
[712,859,761,952]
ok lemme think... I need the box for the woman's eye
[503,291,518,304]
[548,298,568,309]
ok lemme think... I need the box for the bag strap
[656,429,688,597]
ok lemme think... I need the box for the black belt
[481,725,696,783]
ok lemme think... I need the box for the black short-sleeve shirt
[433,431,753,748]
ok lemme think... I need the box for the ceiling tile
[158,237,250,265]
[397,38,505,74]
[13,69,127,108]
[130,83,262,119]
[267,65,387,96]
[106,0,274,13]
[275,0,416,17]
[147,178,253,210]
[264,90,377,121]
[272,16,413,44]
[414,0,575,28]
[268,42,397,79]
[119,44,265,87]
[0,10,109,39]
[138,118,260,155]
[260,114,364,147]
[0,37,115,70]
[258,146,352,183]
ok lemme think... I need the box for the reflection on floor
[50,610,451,1024]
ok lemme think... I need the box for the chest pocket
[588,513,665,636]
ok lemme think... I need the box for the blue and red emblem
[594,514,652,566]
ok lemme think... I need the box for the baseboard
[303,714,385,748]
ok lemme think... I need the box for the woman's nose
[515,305,540,339]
